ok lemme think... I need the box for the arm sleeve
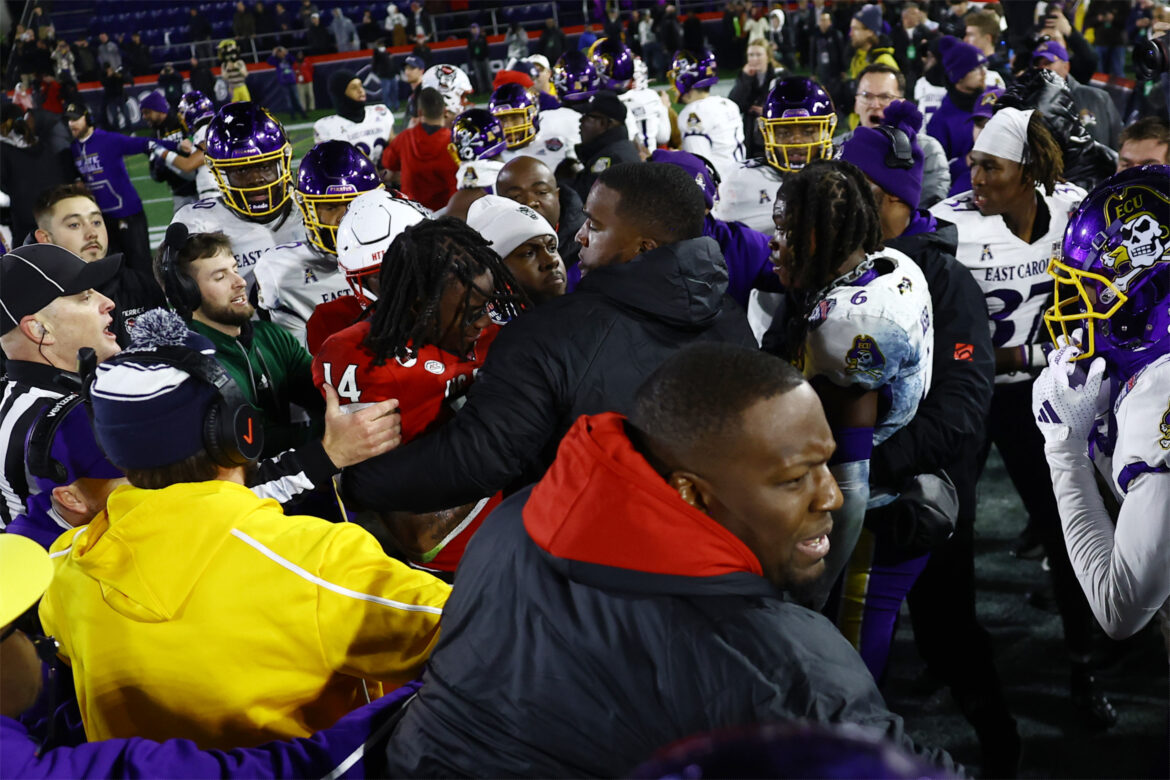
[872,261,994,486]
[342,318,570,512]
[251,440,338,506]
[1045,440,1170,640]
[113,132,157,157]
[8,685,413,780]
[314,524,449,687]
[274,325,325,417]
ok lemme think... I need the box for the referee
[0,244,121,528]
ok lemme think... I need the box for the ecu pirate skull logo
[1101,187,1170,295]
[844,334,885,379]
[1159,398,1170,450]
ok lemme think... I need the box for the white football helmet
[335,189,429,305]
[421,64,473,116]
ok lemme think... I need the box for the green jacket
[191,319,324,458]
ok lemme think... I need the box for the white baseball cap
[467,195,557,260]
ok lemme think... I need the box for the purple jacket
[268,54,298,86]
[925,94,975,196]
[704,214,781,308]
[71,129,179,219]
[1,681,419,779]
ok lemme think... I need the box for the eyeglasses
[856,91,901,105]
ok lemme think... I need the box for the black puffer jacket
[378,412,956,777]
[874,216,993,488]
[343,236,756,512]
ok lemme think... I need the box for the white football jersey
[678,95,746,180]
[1102,354,1170,498]
[191,124,218,199]
[931,183,1086,382]
[312,104,396,164]
[620,88,670,149]
[455,159,504,191]
[499,107,581,173]
[712,159,786,234]
[801,248,934,445]
[255,240,353,348]
[914,79,947,127]
[170,198,305,297]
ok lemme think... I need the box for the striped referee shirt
[0,360,69,527]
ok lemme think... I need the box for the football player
[440,108,508,220]
[175,90,216,200]
[420,63,473,123]
[255,141,383,347]
[313,69,396,165]
[672,49,745,181]
[304,189,428,354]
[1035,164,1170,651]
[170,102,304,298]
[762,159,934,676]
[930,107,1116,726]
[312,218,527,575]
[489,82,578,176]
[713,77,838,234]
[591,38,670,151]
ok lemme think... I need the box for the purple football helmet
[591,38,635,92]
[488,83,540,149]
[1045,165,1170,379]
[177,90,214,134]
[204,102,293,220]
[294,141,383,256]
[448,108,507,165]
[552,50,600,103]
[759,77,837,172]
[669,49,718,98]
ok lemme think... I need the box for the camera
[1134,34,1170,80]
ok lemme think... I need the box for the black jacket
[872,218,993,487]
[380,420,956,777]
[149,113,198,199]
[97,255,168,348]
[342,236,756,512]
[0,110,77,242]
[570,124,641,203]
[729,65,776,159]
[555,182,585,272]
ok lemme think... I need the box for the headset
[26,393,88,483]
[158,222,203,319]
[79,344,265,468]
[874,125,915,170]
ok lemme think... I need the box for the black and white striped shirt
[0,361,69,527]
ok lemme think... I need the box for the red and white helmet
[335,189,429,306]
[421,64,473,115]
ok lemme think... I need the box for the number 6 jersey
[931,183,1085,382]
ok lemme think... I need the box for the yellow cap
[0,534,54,627]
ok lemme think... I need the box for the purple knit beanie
[938,35,987,84]
[840,100,925,208]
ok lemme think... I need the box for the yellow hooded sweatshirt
[39,480,450,749]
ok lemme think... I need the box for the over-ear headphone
[158,222,203,319]
[80,344,265,468]
[875,125,915,171]
[27,393,88,483]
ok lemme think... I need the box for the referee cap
[0,244,121,334]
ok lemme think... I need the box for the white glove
[1032,337,1106,446]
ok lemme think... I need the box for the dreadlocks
[772,159,883,364]
[363,216,530,366]
[777,159,882,293]
[1021,111,1064,196]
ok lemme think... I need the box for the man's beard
[201,298,255,326]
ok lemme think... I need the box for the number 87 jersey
[931,182,1085,381]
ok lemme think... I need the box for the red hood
[523,413,763,578]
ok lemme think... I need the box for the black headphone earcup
[203,398,264,467]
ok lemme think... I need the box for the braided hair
[773,159,883,363]
[363,216,530,366]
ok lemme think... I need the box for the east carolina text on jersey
[255,240,352,348]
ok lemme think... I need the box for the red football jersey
[306,295,366,355]
[312,320,503,572]
[312,319,500,442]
